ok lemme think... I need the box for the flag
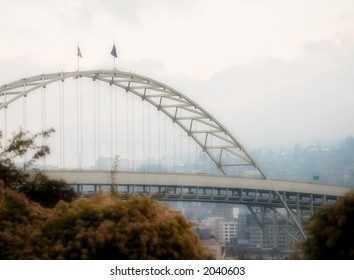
[77,45,82,58]
[111,43,117,58]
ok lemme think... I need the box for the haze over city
[1,0,354,150]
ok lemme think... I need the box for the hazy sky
[1,0,354,149]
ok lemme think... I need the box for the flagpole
[111,40,118,70]
[77,43,79,72]
[77,43,83,72]
[113,40,116,70]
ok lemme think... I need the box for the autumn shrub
[38,194,213,259]
[0,182,213,260]
[18,172,76,208]
[0,179,48,259]
[294,191,354,259]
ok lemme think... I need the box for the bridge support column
[247,205,281,259]
[76,184,83,195]
[274,190,307,240]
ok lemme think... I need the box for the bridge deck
[29,170,353,226]
[40,170,351,197]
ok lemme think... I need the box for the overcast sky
[1,0,354,149]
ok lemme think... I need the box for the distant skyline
[1,0,354,149]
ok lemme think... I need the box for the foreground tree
[18,172,76,208]
[0,183,213,259]
[295,191,354,259]
[0,128,54,185]
[0,179,47,259]
[0,128,76,207]
[39,194,212,259]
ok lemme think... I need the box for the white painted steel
[0,70,265,178]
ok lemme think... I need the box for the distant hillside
[252,136,354,186]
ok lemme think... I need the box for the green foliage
[18,172,76,208]
[0,128,76,207]
[0,182,213,259]
[0,128,54,185]
[295,191,354,259]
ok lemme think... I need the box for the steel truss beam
[247,191,307,257]
[247,205,302,257]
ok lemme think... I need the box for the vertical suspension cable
[59,79,66,169]
[97,81,101,169]
[158,106,161,171]
[41,84,46,169]
[188,132,191,172]
[59,81,63,169]
[164,106,167,171]
[62,79,65,169]
[195,121,198,172]
[148,97,151,172]
[80,78,83,170]
[173,122,176,172]
[131,93,135,171]
[115,85,118,170]
[3,93,7,147]
[142,99,145,171]
[110,84,113,169]
[180,125,182,171]
[76,77,80,169]
[93,79,97,168]
[23,90,27,131]
[23,86,27,169]
[126,90,129,171]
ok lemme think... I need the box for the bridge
[42,170,348,207]
[1,69,352,256]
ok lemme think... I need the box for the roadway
[40,170,351,198]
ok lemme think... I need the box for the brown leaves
[18,172,76,208]
[1,128,54,161]
[0,183,213,260]
[0,186,47,259]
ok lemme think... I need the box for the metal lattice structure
[0,69,266,179]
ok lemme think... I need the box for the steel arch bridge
[0,69,266,178]
[0,69,350,257]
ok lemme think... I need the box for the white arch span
[0,69,266,178]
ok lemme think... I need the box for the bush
[294,191,354,259]
[0,182,213,259]
[18,172,76,208]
